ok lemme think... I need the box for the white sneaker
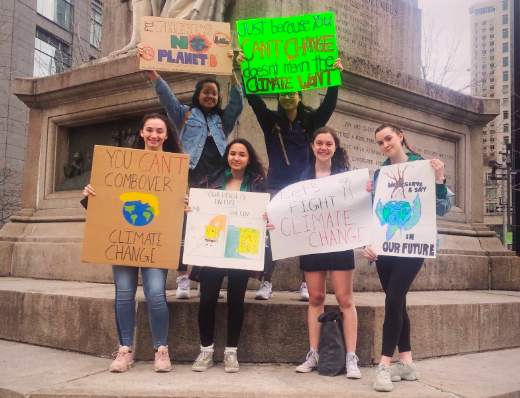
[255,281,273,300]
[295,348,318,373]
[224,347,239,373]
[346,353,362,379]
[176,275,191,299]
[299,283,309,301]
[192,345,214,372]
[197,284,224,299]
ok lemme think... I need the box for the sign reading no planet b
[371,160,437,259]
[140,17,232,75]
[266,169,372,261]
[236,12,341,94]
[82,145,190,269]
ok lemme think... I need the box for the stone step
[1,277,520,366]
[1,339,519,398]
[4,239,518,292]
[2,221,518,292]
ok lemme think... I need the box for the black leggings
[198,267,250,347]
[376,256,424,358]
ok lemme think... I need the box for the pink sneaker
[110,346,134,372]
[154,345,172,372]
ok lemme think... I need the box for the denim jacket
[373,153,455,251]
[152,77,244,169]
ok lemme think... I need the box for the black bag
[317,311,346,376]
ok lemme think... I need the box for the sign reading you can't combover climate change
[82,145,189,269]
[236,12,341,94]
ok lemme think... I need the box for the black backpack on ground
[317,311,346,376]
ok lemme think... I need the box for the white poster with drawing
[184,188,270,271]
[266,169,372,260]
[372,160,437,258]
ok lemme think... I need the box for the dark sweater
[245,86,339,189]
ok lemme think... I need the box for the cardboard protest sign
[236,12,341,94]
[82,145,189,269]
[139,17,232,75]
[266,169,372,261]
[372,160,437,258]
[184,188,270,271]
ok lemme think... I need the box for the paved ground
[1,340,519,398]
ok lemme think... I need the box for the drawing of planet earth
[375,194,421,240]
[119,192,159,227]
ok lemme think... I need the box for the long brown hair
[134,113,183,153]
[374,123,420,157]
[311,126,350,169]
[221,138,267,185]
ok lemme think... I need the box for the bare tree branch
[421,9,467,89]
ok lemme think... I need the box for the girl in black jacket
[185,138,267,374]
[236,52,344,301]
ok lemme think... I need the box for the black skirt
[300,250,355,272]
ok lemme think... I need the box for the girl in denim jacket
[138,49,244,295]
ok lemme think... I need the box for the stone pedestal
[3,50,517,291]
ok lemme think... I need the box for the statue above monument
[112,0,225,55]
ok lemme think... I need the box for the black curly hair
[221,138,266,184]
[191,77,224,116]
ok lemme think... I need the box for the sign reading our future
[371,160,437,259]
[82,145,189,269]
[139,17,232,75]
[236,12,341,94]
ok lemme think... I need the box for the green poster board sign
[506,232,513,244]
[236,12,341,94]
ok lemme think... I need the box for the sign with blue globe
[120,192,159,227]
[81,145,190,269]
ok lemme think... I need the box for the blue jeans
[112,265,169,348]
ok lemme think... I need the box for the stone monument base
[3,53,518,292]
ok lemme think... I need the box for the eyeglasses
[202,90,218,97]
[279,92,298,99]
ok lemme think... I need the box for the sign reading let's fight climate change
[82,145,189,269]
[236,13,341,94]
[139,17,232,75]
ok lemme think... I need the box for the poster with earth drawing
[81,145,190,269]
[184,188,270,271]
[371,160,437,258]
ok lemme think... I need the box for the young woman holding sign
[185,138,267,373]
[236,52,344,302]
[138,48,243,299]
[264,126,361,378]
[363,123,454,392]
[81,113,183,373]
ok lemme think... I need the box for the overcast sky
[417,0,475,93]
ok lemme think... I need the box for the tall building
[0,0,102,223]
[469,0,512,237]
